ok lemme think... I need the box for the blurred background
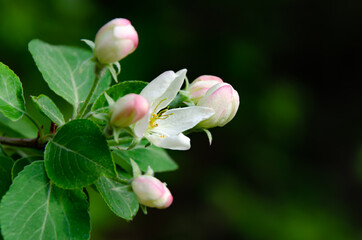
[0,0,361,239]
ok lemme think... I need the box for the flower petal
[153,69,187,113]
[134,69,187,138]
[224,89,240,125]
[140,69,186,113]
[197,83,234,127]
[134,108,152,138]
[140,69,186,108]
[155,106,215,135]
[146,132,190,150]
[140,71,175,103]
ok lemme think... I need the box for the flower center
[148,98,174,129]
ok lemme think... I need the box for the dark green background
[0,0,361,239]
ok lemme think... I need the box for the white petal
[140,70,178,105]
[134,69,187,138]
[155,106,215,135]
[141,69,186,113]
[146,132,190,150]
[224,89,240,125]
[153,69,187,113]
[134,109,151,138]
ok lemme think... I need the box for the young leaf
[11,156,43,180]
[0,156,13,199]
[44,119,116,189]
[95,170,139,220]
[28,39,111,110]
[0,112,38,138]
[31,94,65,126]
[112,145,178,173]
[0,161,90,240]
[91,81,147,116]
[0,62,25,121]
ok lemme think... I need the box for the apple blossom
[134,69,215,150]
[94,18,138,64]
[109,94,149,128]
[188,75,224,104]
[197,83,239,128]
[132,175,173,209]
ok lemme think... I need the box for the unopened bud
[131,175,173,209]
[110,94,149,128]
[197,83,239,128]
[94,18,139,64]
[188,75,224,104]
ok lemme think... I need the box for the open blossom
[109,94,149,128]
[134,69,215,150]
[197,83,239,128]
[188,75,224,104]
[94,18,138,64]
[132,175,173,209]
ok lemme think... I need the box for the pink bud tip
[94,18,139,64]
[194,75,224,83]
[197,82,239,128]
[131,175,173,209]
[188,75,224,104]
[110,94,149,128]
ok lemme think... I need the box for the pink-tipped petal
[162,192,173,208]
[94,18,138,64]
[197,83,239,128]
[132,175,173,209]
[188,75,224,104]
[194,75,223,83]
[110,94,149,128]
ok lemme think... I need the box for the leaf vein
[50,140,113,176]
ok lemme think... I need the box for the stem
[0,136,46,150]
[113,176,130,184]
[107,138,133,146]
[77,63,105,119]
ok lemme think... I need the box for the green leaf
[112,145,178,173]
[28,39,111,110]
[0,112,38,138]
[0,62,25,121]
[0,144,7,157]
[91,81,147,117]
[44,119,116,189]
[12,156,43,180]
[0,156,13,199]
[95,170,138,220]
[31,94,65,126]
[0,161,90,240]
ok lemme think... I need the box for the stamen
[148,131,167,139]
[148,99,174,129]
[152,98,167,115]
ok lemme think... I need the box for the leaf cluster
[0,40,178,240]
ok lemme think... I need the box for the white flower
[134,69,215,150]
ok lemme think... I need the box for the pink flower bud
[131,175,173,209]
[110,94,149,128]
[188,75,224,104]
[94,18,139,64]
[197,83,239,128]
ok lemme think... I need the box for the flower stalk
[77,63,105,119]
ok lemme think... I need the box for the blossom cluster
[93,18,239,209]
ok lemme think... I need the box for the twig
[0,136,46,150]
